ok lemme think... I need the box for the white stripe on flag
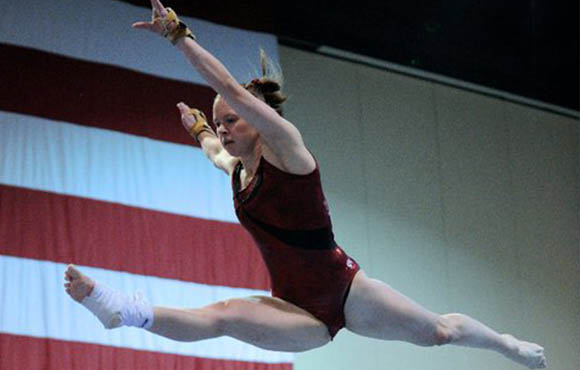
[0,113,237,223]
[0,255,292,364]
[0,0,279,85]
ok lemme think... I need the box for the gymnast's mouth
[223,139,234,146]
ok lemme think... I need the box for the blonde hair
[213,49,288,116]
[243,49,288,116]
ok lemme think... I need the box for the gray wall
[280,46,579,370]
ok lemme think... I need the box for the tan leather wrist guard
[155,7,196,45]
[188,109,215,142]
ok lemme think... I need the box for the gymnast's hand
[177,102,214,143]
[176,102,198,133]
[131,0,174,35]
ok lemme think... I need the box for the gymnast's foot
[501,334,547,369]
[64,264,153,329]
[64,264,95,302]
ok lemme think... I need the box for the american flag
[0,1,292,369]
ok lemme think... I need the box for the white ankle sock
[81,282,154,330]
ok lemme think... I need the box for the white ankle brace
[81,282,154,330]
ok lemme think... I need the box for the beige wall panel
[355,67,451,369]
[433,86,531,368]
[504,104,580,370]
[280,45,579,370]
[357,68,449,307]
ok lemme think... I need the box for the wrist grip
[187,109,214,142]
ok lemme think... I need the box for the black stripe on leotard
[241,208,337,250]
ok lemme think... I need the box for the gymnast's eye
[224,115,238,124]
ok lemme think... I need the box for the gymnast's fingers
[151,0,167,17]
[177,103,196,131]
[64,268,74,282]
[66,264,81,280]
[177,102,191,114]
[131,21,155,31]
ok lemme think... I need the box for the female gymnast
[64,1,546,368]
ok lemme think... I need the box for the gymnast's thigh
[343,270,440,344]
[210,295,332,352]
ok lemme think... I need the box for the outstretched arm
[132,0,315,173]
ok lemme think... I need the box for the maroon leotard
[232,156,360,338]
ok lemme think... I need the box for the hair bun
[243,49,287,116]
[260,80,280,93]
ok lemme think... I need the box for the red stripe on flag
[0,333,292,370]
[0,43,214,146]
[0,184,269,290]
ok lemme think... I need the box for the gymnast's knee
[433,314,462,346]
[202,299,243,336]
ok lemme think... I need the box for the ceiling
[122,1,579,113]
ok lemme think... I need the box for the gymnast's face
[213,96,260,157]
